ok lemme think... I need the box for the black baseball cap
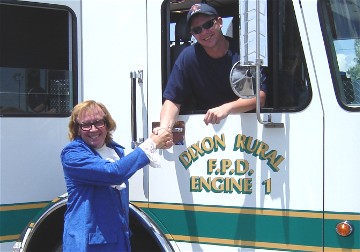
[186,3,218,26]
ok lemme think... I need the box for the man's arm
[203,90,266,125]
[159,99,181,129]
[154,99,181,148]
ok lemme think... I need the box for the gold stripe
[170,235,322,251]
[134,202,148,208]
[324,213,360,221]
[145,202,323,218]
[164,234,360,251]
[0,203,48,211]
[0,234,20,241]
[324,248,360,252]
[51,197,60,203]
[134,202,360,220]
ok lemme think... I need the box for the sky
[335,39,357,73]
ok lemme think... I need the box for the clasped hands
[151,127,173,149]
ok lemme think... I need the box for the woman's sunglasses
[79,119,106,131]
[190,18,216,35]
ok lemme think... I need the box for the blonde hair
[68,100,116,144]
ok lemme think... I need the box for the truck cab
[1,0,359,251]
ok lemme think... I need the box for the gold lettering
[231,177,243,193]
[220,159,232,175]
[188,143,199,160]
[244,136,261,154]
[213,134,226,151]
[233,134,248,151]
[243,178,252,194]
[190,176,253,194]
[255,141,269,159]
[190,176,200,192]
[201,137,214,153]
[264,150,284,172]
[200,177,211,192]
[234,159,249,175]
[224,177,231,192]
[191,141,205,157]
[179,151,192,169]
[207,159,217,174]
[272,155,284,171]
[182,134,285,172]
[211,177,223,193]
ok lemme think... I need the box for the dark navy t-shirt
[164,37,266,111]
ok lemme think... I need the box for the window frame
[318,0,360,112]
[0,0,78,117]
[161,0,312,114]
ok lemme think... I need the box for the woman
[61,100,172,252]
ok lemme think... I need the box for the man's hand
[152,127,174,149]
[203,103,231,125]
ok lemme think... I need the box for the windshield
[321,0,360,109]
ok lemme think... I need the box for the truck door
[146,0,326,251]
[80,0,149,202]
[316,0,360,249]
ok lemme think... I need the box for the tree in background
[348,40,360,80]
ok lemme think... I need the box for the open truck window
[161,0,311,114]
[0,2,77,116]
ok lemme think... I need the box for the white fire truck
[0,0,359,251]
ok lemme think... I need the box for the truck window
[0,2,77,116]
[319,0,360,111]
[161,0,311,114]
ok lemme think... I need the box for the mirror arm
[255,0,283,128]
[255,0,265,125]
[255,60,264,125]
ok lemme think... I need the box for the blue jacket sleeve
[61,140,150,186]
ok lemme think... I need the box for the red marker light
[336,221,353,237]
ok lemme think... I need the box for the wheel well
[129,204,174,251]
[130,209,164,252]
[24,202,172,252]
[26,204,65,252]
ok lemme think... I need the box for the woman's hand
[151,127,173,149]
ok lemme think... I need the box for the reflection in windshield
[323,0,360,106]
[335,39,360,104]
[335,40,357,74]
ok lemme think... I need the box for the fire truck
[0,0,359,251]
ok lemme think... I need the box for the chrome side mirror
[229,61,256,99]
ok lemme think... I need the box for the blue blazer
[61,137,149,252]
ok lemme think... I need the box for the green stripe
[147,207,322,247]
[135,202,359,250]
[2,200,358,250]
[0,201,50,242]
[324,217,359,249]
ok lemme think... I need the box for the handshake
[151,126,174,149]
